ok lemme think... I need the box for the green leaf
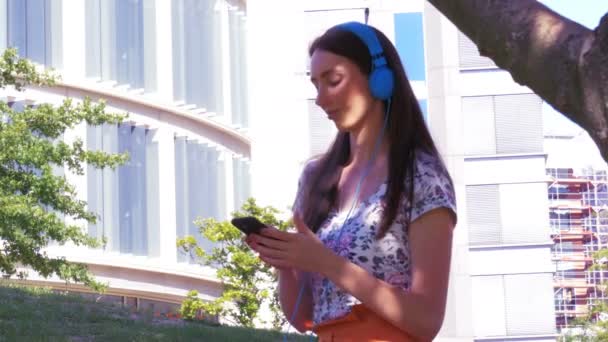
[0,49,128,293]
[178,198,289,329]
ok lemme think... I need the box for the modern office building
[1,0,570,339]
[250,0,557,340]
[544,102,608,330]
[0,0,251,314]
[547,165,608,329]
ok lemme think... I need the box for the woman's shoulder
[415,149,444,168]
[293,156,324,214]
[413,149,450,181]
[299,156,323,182]
[410,149,457,223]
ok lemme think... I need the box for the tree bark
[427,0,608,162]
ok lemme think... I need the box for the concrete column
[154,126,178,263]
[60,0,85,81]
[424,2,474,341]
[143,0,173,103]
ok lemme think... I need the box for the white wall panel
[464,155,549,185]
[469,247,554,276]
[500,183,551,245]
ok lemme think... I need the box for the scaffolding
[548,167,608,330]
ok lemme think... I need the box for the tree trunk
[427,0,608,162]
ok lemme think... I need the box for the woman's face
[310,49,376,132]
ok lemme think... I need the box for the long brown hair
[299,24,448,239]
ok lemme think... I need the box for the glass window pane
[394,12,426,81]
[462,96,496,155]
[494,94,543,154]
[85,0,102,78]
[115,0,143,88]
[118,124,134,253]
[472,276,507,336]
[7,0,26,55]
[504,274,556,335]
[0,0,8,51]
[26,0,46,64]
[86,0,145,89]
[467,185,502,245]
[173,0,223,113]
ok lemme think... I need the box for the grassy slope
[0,283,312,341]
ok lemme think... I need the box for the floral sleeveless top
[293,151,457,325]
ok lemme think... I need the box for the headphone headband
[337,22,385,62]
[335,22,395,100]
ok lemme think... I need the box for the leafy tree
[559,248,608,341]
[0,48,128,291]
[177,198,290,329]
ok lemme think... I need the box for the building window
[458,31,496,70]
[4,0,61,68]
[394,12,426,81]
[467,185,502,245]
[171,1,249,127]
[583,183,608,207]
[550,211,572,231]
[554,287,575,313]
[172,0,224,116]
[548,184,570,201]
[174,137,227,262]
[228,8,249,128]
[467,183,550,246]
[462,94,543,156]
[472,274,556,337]
[85,0,151,91]
[547,168,572,179]
[87,123,160,257]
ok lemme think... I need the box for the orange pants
[312,304,418,342]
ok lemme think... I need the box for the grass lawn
[0,282,314,341]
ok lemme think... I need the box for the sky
[540,0,608,29]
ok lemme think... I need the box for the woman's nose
[315,89,327,108]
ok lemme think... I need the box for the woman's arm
[252,209,454,339]
[277,269,314,332]
[320,208,454,341]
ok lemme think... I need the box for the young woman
[247,22,457,341]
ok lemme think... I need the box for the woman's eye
[329,78,341,87]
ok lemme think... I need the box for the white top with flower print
[293,151,457,326]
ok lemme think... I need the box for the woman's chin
[333,121,347,132]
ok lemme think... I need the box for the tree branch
[427,0,608,161]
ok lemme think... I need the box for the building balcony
[555,305,589,317]
[552,252,593,262]
[553,277,595,289]
[551,231,594,243]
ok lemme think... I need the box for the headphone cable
[283,99,391,341]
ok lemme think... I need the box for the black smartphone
[231,216,266,236]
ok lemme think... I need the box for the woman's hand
[244,232,289,271]
[248,215,333,274]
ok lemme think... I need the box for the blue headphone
[336,22,395,101]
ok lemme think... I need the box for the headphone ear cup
[369,66,394,101]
